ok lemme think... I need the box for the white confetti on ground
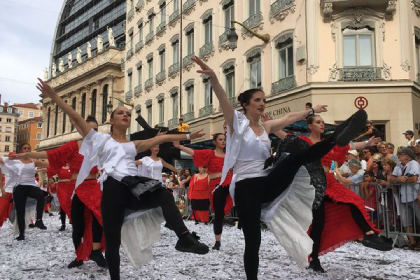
[0,215,418,280]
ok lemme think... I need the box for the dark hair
[363,146,375,154]
[305,102,312,108]
[213,133,225,141]
[179,118,183,121]
[237,88,264,113]
[364,171,375,177]
[366,120,373,125]
[20,143,31,150]
[86,115,98,125]
[306,114,321,125]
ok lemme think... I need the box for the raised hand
[172,141,181,148]
[36,78,56,99]
[368,136,381,147]
[191,56,217,80]
[313,105,328,113]
[189,129,205,140]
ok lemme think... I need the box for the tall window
[129,32,134,50]
[128,71,133,90]
[277,36,294,79]
[71,97,77,131]
[224,64,235,98]
[147,105,152,125]
[47,107,51,137]
[248,51,261,88]
[5,146,9,152]
[187,85,194,113]
[343,27,374,67]
[203,15,213,44]
[159,48,165,72]
[138,22,144,43]
[137,65,142,86]
[149,13,154,34]
[204,78,212,106]
[62,100,67,133]
[102,84,109,124]
[5,136,10,142]
[173,0,179,11]
[91,89,97,117]
[172,93,178,118]
[54,104,59,135]
[147,57,153,79]
[160,2,166,24]
[29,112,34,118]
[187,28,194,55]
[81,93,86,118]
[172,39,179,64]
[249,0,260,16]
[223,0,234,29]
[158,99,164,123]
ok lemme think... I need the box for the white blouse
[138,156,163,182]
[0,158,37,191]
[77,129,138,188]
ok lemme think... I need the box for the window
[128,71,133,90]
[247,50,261,88]
[172,39,179,64]
[187,28,194,55]
[81,93,86,118]
[203,15,212,44]
[91,89,97,117]
[187,85,194,113]
[159,48,165,72]
[47,107,51,136]
[54,104,59,135]
[71,97,77,131]
[18,110,24,116]
[203,77,212,106]
[223,63,235,98]
[249,0,260,17]
[149,14,154,34]
[102,84,109,124]
[7,119,11,123]
[277,35,294,79]
[147,57,153,79]
[62,101,67,134]
[0,126,2,132]
[172,93,178,118]
[343,27,374,67]
[37,122,42,128]
[5,136,10,142]
[36,132,42,140]
[137,65,142,86]
[160,1,166,24]
[147,106,152,125]
[5,145,9,152]
[158,99,164,123]
[129,32,134,50]
[138,22,144,42]
[223,0,234,29]
[173,0,179,11]
[29,111,34,118]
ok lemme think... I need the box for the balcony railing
[182,111,195,122]
[136,0,144,10]
[168,118,178,127]
[219,96,237,111]
[127,8,134,20]
[199,42,213,58]
[169,9,180,25]
[338,67,382,82]
[168,62,180,76]
[134,85,142,97]
[145,31,154,44]
[270,0,295,20]
[219,30,229,46]
[156,21,167,35]
[243,11,263,32]
[183,0,197,14]
[126,48,133,60]
[125,90,133,101]
[182,53,195,68]
[199,105,213,118]
[145,78,154,89]
[135,41,144,53]
[156,70,166,83]
[271,75,296,95]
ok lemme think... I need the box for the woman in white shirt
[36,79,209,280]
[137,145,178,182]
[192,56,367,279]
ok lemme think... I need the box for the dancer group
[0,56,393,280]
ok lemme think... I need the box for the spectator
[376,158,396,187]
[384,142,399,164]
[403,130,415,147]
[339,150,359,177]
[181,169,192,188]
[414,140,420,164]
[177,118,189,132]
[363,146,376,172]
[355,121,380,141]
[371,155,383,177]
[389,147,420,250]
[162,173,170,187]
[335,159,365,186]
[168,172,181,202]
[305,102,312,110]
[360,171,378,219]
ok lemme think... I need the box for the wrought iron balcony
[156,71,166,83]
[134,85,142,97]
[156,21,167,35]
[271,75,296,95]
[270,0,295,21]
[338,67,382,82]
[219,96,237,112]
[127,8,134,20]
[135,41,144,53]
[136,0,144,10]
[168,62,180,76]
[168,118,178,127]
[219,30,229,46]
[126,48,133,60]
[169,9,180,25]
[182,53,195,68]
[145,31,154,44]
[125,90,133,101]
[243,11,263,32]
[145,78,154,89]
[182,111,195,122]
[183,0,197,14]
[199,105,213,118]
[199,42,214,58]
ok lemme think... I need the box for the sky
[0,0,63,105]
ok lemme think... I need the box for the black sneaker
[334,110,367,147]
[212,241,221,250]
[34,220,47,230]
[68,259,83,269]
[308,257,325,273]
[28,223,35,228]
[59,225,66,231]
[175,233,209,255]
[15,235,25,241]
[362,234,393,251]
[89,250,107,268]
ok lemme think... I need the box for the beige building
[0,103,19,156]
[13,103,43,122]
[125,0,420,147]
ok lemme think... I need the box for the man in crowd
[305,102,312,110]
[339,150,360,177]
[355,120,379,141]
[178,118,189,132]
[403,130,415,147]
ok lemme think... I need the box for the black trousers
[71,194,103,251]
[234,137,336,280]
[59,207,66,226]
[213,186,230,235]
[310,196,372,259]
[102,176,189,280]
[13,185,45,236]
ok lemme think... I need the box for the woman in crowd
[36,78,209,280]
[192,56,368,279]
[174,133,233,250]
[0,152,16,228]
[11,116,106,269]
[188,166,210,224]
[137,145,178,182]
[2,143,49,240]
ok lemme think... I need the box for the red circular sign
[354,96,368,109]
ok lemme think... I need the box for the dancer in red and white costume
[188,166,210,223]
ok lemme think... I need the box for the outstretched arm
[37,79,91,137]
[161,159,178,173]
[350,136,381,150]
[172,141,195,156]
[9,151,48,161]
[263,105,328,134]
[192,56,234,131]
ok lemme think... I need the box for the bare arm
[34,160,49,168]
[9,151,48,160]
[37,79,91,137]
[161,159,177,173]
[192,56,234,131]
[261,113,287,139]
[173,141,195,156]
[350,136,381,150]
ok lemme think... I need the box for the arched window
[102,84,109,124]
[47,107,51,137]
[62,100,67,134]
[91,89,97,117]
[54,105,59,135]
[81,93,86,118]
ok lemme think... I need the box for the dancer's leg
[310,200,326,259]
[13,186,28,238]
[213,186,228,238]
[60,208,66,226]
[92,213,103,244]
[235,178,265,280]
[71,195,85,250]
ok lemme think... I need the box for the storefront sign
[354,96,368,109]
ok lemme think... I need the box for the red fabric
[0,192,13,227]
[299,136,349,166]
[209,178,233,216]
[190,211,209,223]
[57,181,75,223]
[188,175,210,200]
[49,182,57,194]
[47,141,98,176]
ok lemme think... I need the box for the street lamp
[106,100,113,114]
[227,20,271,50]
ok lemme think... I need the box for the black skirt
[191,199,210,211]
